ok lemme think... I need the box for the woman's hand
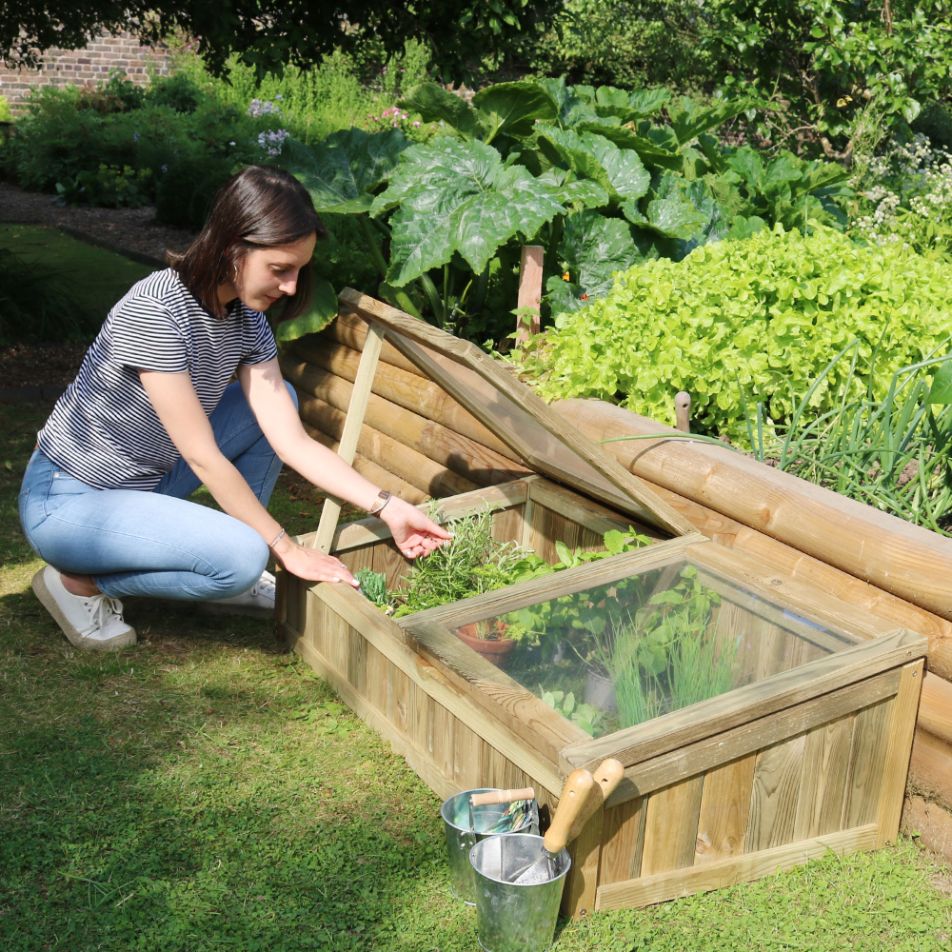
[271,535,359,587]
[380,497,452,560]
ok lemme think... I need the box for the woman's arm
[139,368,361,585]
[238,358,451,558]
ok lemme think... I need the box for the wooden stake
[515,245,544,348]
[313,321,387,551]
[675,391,691,432]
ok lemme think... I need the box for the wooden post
[675,391,691,433]
[515,245,544,348]
[313,322,387,552]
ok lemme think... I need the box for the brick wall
[0,30,173,114]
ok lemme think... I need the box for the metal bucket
[469,833,571,952]
[440,789,538,905]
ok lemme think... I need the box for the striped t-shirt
[38,268,278,490]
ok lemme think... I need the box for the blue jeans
[18,381,291,601]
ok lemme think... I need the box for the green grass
[3,398,950,951]
[0,224,153,340]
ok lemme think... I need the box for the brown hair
[168,165,327,320]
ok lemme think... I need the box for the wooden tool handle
[593,758,625,796]
[566,758,626,843]
[469,787,536,807]
[543,768,594,854]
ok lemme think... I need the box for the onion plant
[747,340,952,535]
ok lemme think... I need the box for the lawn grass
[2,398,950,951]
[0,224,153,340]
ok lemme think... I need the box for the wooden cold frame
[277,294,927,914]
[278,474,926,916]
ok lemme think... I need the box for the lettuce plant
[513,224,952,443]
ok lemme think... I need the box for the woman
[19,165,450,651]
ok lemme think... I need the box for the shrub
[0,248,89,344]
[513,225,952,443]
[144,73,202,113]
[850,134,952,258]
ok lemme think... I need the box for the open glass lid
[405,541,864,742]
[338,289,694,536]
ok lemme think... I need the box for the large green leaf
[274,279,338,343]
[375,137,564,286]
[928,362,952,405]
[399,81,479,138]
[547,210,641,315]
[536,129,650,205]
[472,81,559,142]
[536,127,609,186]
[587,135,651,203]
[285,130,408,215]
[593,86,670,122]
[667,96,751,146]
[629,171,711,240]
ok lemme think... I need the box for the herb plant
[357,508,650,644]
[588,565,736,728]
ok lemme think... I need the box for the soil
[0,182,196,393]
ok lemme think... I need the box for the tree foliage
[0,0,549,80]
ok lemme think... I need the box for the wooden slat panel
[694,754,756,864]
[563,814,606,918]
[313,583,566,795]
[371,535,408,597]
[794,716,854,838]
[844,698,892,828]
[640,777,704,875]
[745,733,806,851]
[597,824,880,910]
[408,619,588,759]
[365,639,389,714]
[876,660,925,844]
[600,797,647,885]
[490,505,524,548]
[526,479,660,541]
[427,696,456,783]
[453,715,484,791]
[609,668,902,803]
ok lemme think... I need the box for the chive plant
[749,342,952,535]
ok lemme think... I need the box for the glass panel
[391,334,666,523]
[453,560,854,739]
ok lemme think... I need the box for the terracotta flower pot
[456,623,515,668]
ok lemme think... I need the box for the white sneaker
[203,570,276,615]
[31,565,137,651]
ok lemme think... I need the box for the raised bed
[277,293,927,914]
